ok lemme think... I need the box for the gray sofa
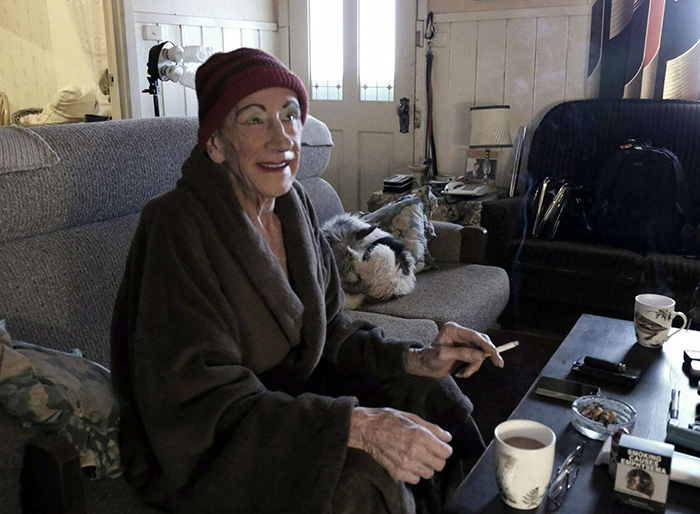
[0,115,508,513]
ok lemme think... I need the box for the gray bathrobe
[111,148,483,514]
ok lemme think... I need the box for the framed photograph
[510,126,528,197]
[465,149,498,182]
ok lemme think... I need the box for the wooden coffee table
[447,314,700,513]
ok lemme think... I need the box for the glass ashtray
[571,395,636,440]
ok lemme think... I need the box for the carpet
[455,329,563,445]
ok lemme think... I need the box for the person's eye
[247,116,263,125]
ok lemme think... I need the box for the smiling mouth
[257,161,289,171]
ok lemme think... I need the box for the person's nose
[266,116,294,151]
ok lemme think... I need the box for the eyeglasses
[546,441,586,510]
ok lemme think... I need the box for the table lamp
[469,105,512,185]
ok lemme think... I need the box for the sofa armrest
[480,197,528,267]
[21,435,86,514]
[428,221,463,263]
[428,221,487,265]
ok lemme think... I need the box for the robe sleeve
[112,197,357,512]
[294,185,424,377]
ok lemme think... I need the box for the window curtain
[586,0,700,100]
[65,0,108,81]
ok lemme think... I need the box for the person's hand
[348,407,453,484]
[405,321,504,378]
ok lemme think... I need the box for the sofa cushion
[298,177,344,226]
[355,264,509,333]
[297,115,333,181]
[1,118,196,244]
[508,239,644,286]
[0,126,61,175]
[0,214,139,367]
[0,321,120,480]
[344,311,439,346]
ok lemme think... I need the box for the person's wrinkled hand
[348,407,453,484]
[405,321,504,379]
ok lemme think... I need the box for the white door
[289,0,417,212]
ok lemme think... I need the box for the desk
[447,314,700,514]
[366,187,508,226]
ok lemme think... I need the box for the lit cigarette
[496,341,519,353]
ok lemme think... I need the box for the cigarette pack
[614,434,673,513]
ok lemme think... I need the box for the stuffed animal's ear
[356,224,378,240]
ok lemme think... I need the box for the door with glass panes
[289,0,417,211]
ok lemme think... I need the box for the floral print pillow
[0,320,121,479]
[361,188,437,273]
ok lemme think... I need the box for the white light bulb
[182,45,213,63]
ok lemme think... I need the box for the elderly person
[111,48,504,514]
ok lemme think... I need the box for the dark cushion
[642,254,700,314]
[507,239,644,286]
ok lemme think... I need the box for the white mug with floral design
[494,420,556,510]
[634,294,688,348]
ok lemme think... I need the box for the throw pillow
[0,320,121,479]
[361,187,437,272]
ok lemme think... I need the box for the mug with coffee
[634,294,688,349]
[494,420,556,510]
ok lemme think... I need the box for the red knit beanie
[195,48,308,151]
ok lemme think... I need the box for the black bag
[531,178,595,241]
[591,140,688,253]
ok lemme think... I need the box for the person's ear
[206,130,226,164]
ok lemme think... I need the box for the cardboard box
[614,434,673,513]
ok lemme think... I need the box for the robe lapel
[276,188,327,359]
[178,149,305,348]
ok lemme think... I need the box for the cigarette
[496,341,519,353]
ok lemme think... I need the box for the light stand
[143,41,214,116]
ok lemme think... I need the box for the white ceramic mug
[494,420,556,510]
[634,294,688,348]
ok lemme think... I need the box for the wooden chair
[0,91,10,126]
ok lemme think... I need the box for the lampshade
[469,105,513,148]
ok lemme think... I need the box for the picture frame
[510,126,528,197]
[465,149,499,183]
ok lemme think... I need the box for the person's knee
[333,474,393,514]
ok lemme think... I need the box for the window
[359,0,395,101]
[309,0,343,100]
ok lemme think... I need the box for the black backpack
[591,141,688,253]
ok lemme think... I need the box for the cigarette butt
[496,341,519,353]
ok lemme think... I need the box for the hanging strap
[424,12,438,178]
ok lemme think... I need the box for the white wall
[132,0,278,118]
[429,0,592,14]
[415,5,592,188]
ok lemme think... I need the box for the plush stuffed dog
[321,213,416,309]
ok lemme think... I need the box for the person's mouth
[257,160,290,172]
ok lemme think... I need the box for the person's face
[627,474,641,490]
[207,87,302,201]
